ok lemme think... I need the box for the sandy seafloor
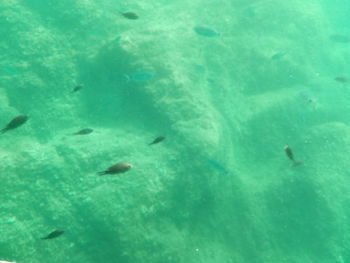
[1,0,350,262]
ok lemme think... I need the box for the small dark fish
[71,85,83,93]
[284,145,303,166]
[41,229,65,240]
[73,128,93,135]
[1,115,28,134]
[330,34,350,43]
[284,145,295,161]
[121,11,138,20]
[149,136,165,145]
[194,25,220,37]
[98,162,132,176]
[335,77,347,83]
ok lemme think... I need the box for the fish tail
[97,171,107,176]
[0,128,7,134]
[292,160,304,167]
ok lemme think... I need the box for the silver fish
[98,162,132,175]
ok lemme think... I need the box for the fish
[1,115,28,134]
[284,145,295,161]
[194,25,220,37]
[1,66,18,75]
[125,71,155,82]
[71,85,83,93]
[98,162,132,175]
[330,34,350,43]
[0,260,16,263]
[298,89,317,105]
[41,229,65,240]
[149,136,165,145]
[206,159,229,174]
[271,52,286,60]
[121,11,139,20]
[73,128,93,135]
[284,145,303,166]
[335,77,347,83]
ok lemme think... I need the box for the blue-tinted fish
[194,25,220,37]
[335,76,347,83]
[271,52,286,60]
[125,71,155,82]
[330,34,350,43]
[206,159,229,174]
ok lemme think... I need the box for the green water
[1,0,350,262]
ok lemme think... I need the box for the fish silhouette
[98,162,132,175]
[194,25,220,37]
[206,159,229,174]
[73,128,93,135]
[149,136,165,145]
[41,229,65,240]
[271,52,286,60]
[284,145,303,166]
[335,77,347,83]
[125,71,155,82]
[121,11,138,20]
[71,85,83,93]
[1,115,28,134]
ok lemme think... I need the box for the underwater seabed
[1,0,350,262]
